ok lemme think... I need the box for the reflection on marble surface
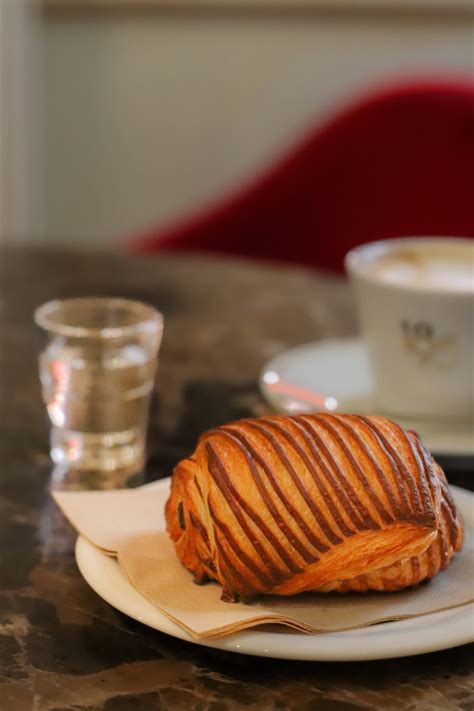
[0,248,472,710]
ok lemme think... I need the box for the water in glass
[35,298,163,474]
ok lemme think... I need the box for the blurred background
[0,0,472,254]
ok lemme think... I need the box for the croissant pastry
[166,414,463,601]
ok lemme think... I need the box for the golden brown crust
[165,414,463,601]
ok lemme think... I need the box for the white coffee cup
[345,237,474,419]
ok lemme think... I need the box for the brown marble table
[0,247,472,711]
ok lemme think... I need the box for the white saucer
[75,478,474,662]
[260,338,474,460]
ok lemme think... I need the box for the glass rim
[34,297,164,339]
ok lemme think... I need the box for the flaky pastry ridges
[320,471,463,592]
[198,414,439,597]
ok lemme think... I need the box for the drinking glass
[35,297,163,474]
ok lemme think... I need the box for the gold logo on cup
[401,320,457,369]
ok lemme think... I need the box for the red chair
[129,78,474,273]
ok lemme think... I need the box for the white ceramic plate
[260,338,474,459]
[75,478,474,662]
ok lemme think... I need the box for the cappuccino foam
[366,243,474,293]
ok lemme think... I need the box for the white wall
[0,0,43,243]
[40,10,472,247]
